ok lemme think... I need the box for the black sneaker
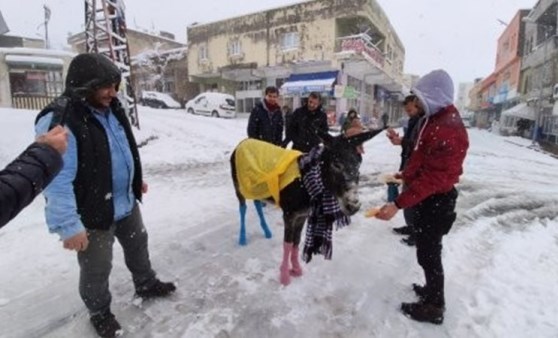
[393,225,413,235]
[412,283,428,299]
[401,301,444,325]
[90,310,123,337]
[136,279,176,299]
[401,235,416,246]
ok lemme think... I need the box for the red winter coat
[395,104,469,209]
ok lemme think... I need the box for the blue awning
[281,71,338,95]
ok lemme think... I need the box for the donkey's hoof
[290,268,303,277]
[239,238,247,246]
[264,231,272,239]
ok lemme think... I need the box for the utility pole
[43,4,51,49]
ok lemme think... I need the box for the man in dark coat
[247,86,283,146]
[377,69,469,325]
[386,94,424,245]
[0,126,67,228]
[35,53,175,337]
[283,92,329,152]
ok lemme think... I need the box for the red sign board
[341,38,384,68]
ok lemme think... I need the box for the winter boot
[280,242,293,285]
[412,283,428,300]
[290,245,303,277]
[136,279,176,299]
[90,310,123,338]
[392,225,413,235]
[400,301,444,325]
[401,235,416,246]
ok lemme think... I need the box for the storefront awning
[5,54,64,69]
[501,102,536,120]
[281,71,338,95]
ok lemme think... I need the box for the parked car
[139,91,181,109]
[185,92,236,118]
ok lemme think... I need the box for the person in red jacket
[376,69,469,324]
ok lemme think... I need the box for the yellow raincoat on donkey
[235,138,301,205]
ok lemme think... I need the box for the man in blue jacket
[0,126,67,228]
[35,53,175,338]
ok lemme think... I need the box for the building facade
[476,10,529,129]
[519,0,558,143]
[187,0,405,124]
[0,47,75,109]
[456,82,474,113]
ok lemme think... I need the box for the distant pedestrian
[341,109,360,134]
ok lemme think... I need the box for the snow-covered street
[0,107,557,338]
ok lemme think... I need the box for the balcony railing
[11,94,56,110]
[336,33,385,68]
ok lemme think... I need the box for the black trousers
[411,188,458,307]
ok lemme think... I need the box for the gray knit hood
[411,69,454,116]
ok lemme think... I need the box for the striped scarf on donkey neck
[299,146,350,263]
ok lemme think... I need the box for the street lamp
[522,16,554,143]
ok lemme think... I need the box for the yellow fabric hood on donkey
[235,138,302,205]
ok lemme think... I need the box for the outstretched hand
[376,203,399,221]
[386,128,402,145]
[37,125,68,154]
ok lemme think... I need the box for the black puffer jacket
[0,143,62,228]
[284,105,329,152]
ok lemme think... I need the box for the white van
[185,92,236,118]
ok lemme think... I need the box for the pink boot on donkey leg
[290,245,303,277]
[280,242,293,285]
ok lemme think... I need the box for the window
[198,44,209,61]
[281,32,299,50]
[237,80,262,91]
[9,70,63,97]
[245,97,255,112]
[237,99,245,113]
[195,96,206,104]
[229,40,242,56]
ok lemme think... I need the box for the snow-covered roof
[4,54,64,67]
[0,47,76,58]
[132,47,187,66]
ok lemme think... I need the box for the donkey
[230,128,383,285]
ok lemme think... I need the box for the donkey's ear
[316,128,335,145]
[346,128,384,146]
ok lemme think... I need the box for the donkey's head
[318,128,383,215]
